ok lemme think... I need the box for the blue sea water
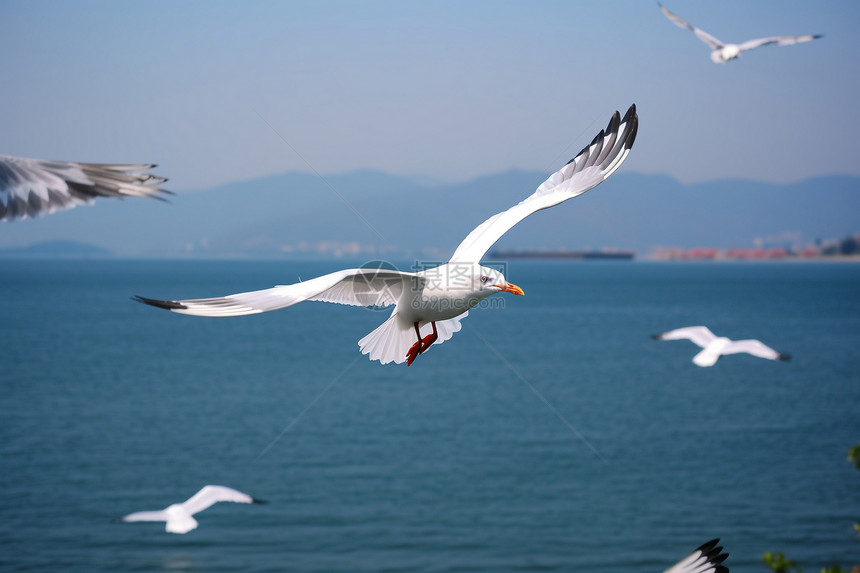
[0,259,858,573]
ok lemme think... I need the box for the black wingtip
[132,295,187,311]
[625,104,639,149]
[252,498,267,505]
[564,104,637,167]
[605,109,621,135]
[651,334,662,340]
[778,353,791,361]
[695,538,729,571]
[624,103,637,118]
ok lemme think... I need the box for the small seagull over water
[135,105,638,366]
[0,154,169,221]
[665,539,729,573]
[653,326,790,367]
[117,485,265,534]
[658,3,822,64]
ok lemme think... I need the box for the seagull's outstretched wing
[654,326,717,349]
[135,268,416,317]
[722,339,789,361]
[0,154,170,221]
[120,510,169,523]
[448,105,638,264]
[664,539,729,573]
[181,485,262,516]
[659,4,725,49]
[737,34,822,52]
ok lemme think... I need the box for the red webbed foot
[406,321,438,366]
[406,340,423,366]
[418,332,438,354]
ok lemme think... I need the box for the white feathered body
[659,4,821,65]
[164,504,199,534]
[711,44,741,63]
[134,105,638,366]
[119,485,261,534]
[359,263,503,365]
[693,336,731,367]
[655,326,789,367]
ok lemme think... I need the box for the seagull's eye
[480,275,489,283]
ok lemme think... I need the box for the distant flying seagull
[665,539,729,573]
[658,3,822,64]
[653,326,790,367]
[135,105,638,366]
[0,154,170,221]
[118,485,265,534]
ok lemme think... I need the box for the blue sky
[1,0,858,192]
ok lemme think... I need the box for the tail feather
[358,313,411,365]
[359,311,468,365]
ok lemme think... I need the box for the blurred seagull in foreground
[653,326,790,367]
[658,3,822,64]
[0,154,169,221]
[665,539,729,573]
[135,105,638,366]
[118,485,265,534]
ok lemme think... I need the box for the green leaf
[848,443,860,470]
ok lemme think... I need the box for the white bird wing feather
[721,339,781,359]
[657,326,717,348]
[0,154,169,221]
[120,510,169,523]
[181,485,255,515]
[448,105,637,264]
[135,268,417,317]
[737,34,821,51]
[664,539,729,573]
[659,4,725,49]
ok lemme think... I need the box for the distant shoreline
[488,249,860,263]
[642,254,860,263]
[490,250,634,260]
[1,251,859,263]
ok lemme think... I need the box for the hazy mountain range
[2,170,858,259]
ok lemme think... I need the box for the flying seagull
[135,105,638,366]
[665,539,729,573]
[658,3,822,64]
[0,154,170,221]
[117,485,265,534]
[653,326,790,367]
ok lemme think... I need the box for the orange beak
[494,281,524,296]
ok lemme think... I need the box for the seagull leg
[406,321,439,365]
[406,322,424,366]
[418,321,438,354]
